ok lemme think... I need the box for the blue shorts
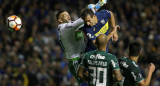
[80,82,88,86]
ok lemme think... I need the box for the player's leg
[68,58,82,85]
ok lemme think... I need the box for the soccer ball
[7,15,22,31]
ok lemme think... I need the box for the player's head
[95,34,108,49]
[56,10,71,24]
[80,8,98,27]
[129,42,141,57]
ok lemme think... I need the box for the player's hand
[110,25,120,34]
[98,0,107,6]
[148,63,155,73]
[88,4,96,10]
[111,25,120,43]
[88,4,97,13]
[112,33,118,43]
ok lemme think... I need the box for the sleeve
[101,9,111,19]
[65,18,84,30]
[130,68,144,83]
[111,55,120,70]
[83,27,96,42]
[58,18,84,32]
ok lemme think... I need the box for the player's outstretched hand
[148,63,155,73]
[113,25,120,32]
[111,25,120,43]
[98,0,107,6]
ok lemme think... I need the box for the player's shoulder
[96,9,110,15]
[129,61,141,73]
[119,57,128,61]
[57,23,67,32]
[119,57,140,69]
[106,52,115,56]
[100,9,110,13]
[84,50,96,59]
[58,21,77,32]
[82,24,89,30]
[106,53,117,59]
[82,24,94,32]
[131,60,139,68]
[85,50,96,55]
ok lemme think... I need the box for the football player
[56,0,107,85]
[118,42,155,86]
[80,8,120,52]
[78,27,122,86]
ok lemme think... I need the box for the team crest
[100,19,105,24]
[93,27,95,31]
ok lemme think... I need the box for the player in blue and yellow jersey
[80,8,120,52]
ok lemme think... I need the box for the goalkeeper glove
[98,0,107,6]
[88,0,107,13]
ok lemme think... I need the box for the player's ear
[58,19,63,23]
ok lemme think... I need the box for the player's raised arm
[109,11,116,29]
[65,18,84,29]
[106,25,120,42]
[108,11,120,43]
[138,63,155,86]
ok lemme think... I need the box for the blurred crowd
[0,0,160,86]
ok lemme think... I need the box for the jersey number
[89,66,107,86]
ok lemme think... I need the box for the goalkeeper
[56,0,107,85]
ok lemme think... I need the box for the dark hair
[129,42,141,56]
[80,8,94,20]
[56,10,65,21]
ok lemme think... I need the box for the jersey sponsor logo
[120,61,129,68]
[90,54,105,60]
[95,21,109,37]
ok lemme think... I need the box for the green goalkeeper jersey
[119,57,144,86]
[80,50,120,86]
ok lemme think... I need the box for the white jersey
[57,18,86,59]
